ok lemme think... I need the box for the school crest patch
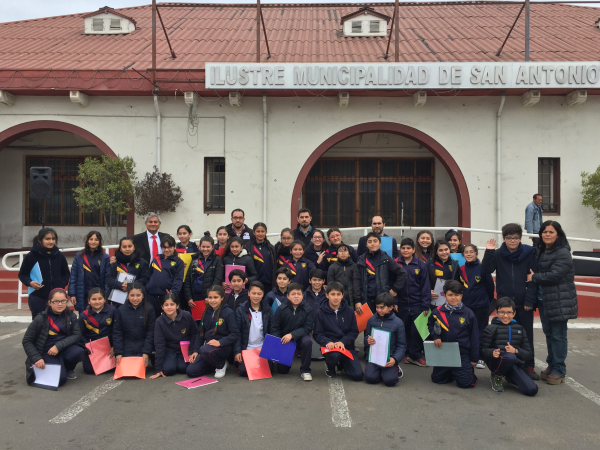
[414,269,420,275]
[98,260,102,265]
[171,261,176,266]
[449,265,453,271]
[218,318,224,326]
[181,328,187,334]
[475,276,481,283]
[135,264,140,269]
[459,317,466,325]
[106,318,112,325]
[301,263,306,268]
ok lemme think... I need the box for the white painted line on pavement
[50,379,123,424]
[0,328,26,340]
[0,317,31,323]
[533,323,600,329]
[328,378,352,427]
[535,358,600,407]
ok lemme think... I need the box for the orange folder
[85,336,116,375]
[355,304,373,333]
[113,357,146,380]
[241,347,272,381]
[320,347,355,360]
[191,300,206,321]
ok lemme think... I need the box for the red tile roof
[1,2,600,72]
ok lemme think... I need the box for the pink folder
[180,341,190,363]
[85,336,116,375]
[224,264,246,293]
[241,347,272,381]
[176,376,218,389]
[191,300,206,321]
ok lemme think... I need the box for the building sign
[205,62,600,90]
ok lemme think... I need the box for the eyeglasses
[232,216,244,220]
[51,300,68,305]
[497,311,515,316]
[504,237,521,242]
[313,236,323,240]
[281,237,294,241]
[161,246,173,249]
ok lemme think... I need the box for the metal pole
[152,0,157,83]
[256,0,261,62]
[495,3,525,57]
[394,0,400,62]
[384,8,396,60]
[525,0,530,61]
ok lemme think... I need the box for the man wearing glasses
[225,208,254,243]
[482,223,540,380]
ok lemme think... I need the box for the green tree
[581,166,600,229]
[133,166,183,217]
[73,155,137,244]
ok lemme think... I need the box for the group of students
[19,209,578,394]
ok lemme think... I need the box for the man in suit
[132,212,169,263]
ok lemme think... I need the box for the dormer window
[340,7,390,37]
[92,19,104,32]
[83,7,136,35]
[110,19,122,31]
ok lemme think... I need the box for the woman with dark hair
[249,222,276,294]
[176,225,198,254]
[415,230,434,263]
[445,229,466,267]
[527,220,577,385]
[146,235,185,318]
[221,237,258,290]
[106,237,150,304]
[69,230,111,312]
[214,226,229,258]
[305,229,329,267]
[274,228,295,266]
[19,228,70,319]
[428,240,460,308]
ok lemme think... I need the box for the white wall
[1,93,599,252]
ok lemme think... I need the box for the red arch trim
[0,120,134,237]
[290,122,471,243]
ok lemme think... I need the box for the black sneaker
[490,375,504,393]
[66,370,77,380]
[398,367,404,379]
[524,366,541,380]
[325,366,337,378]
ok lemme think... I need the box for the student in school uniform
[353,232,407,315]
[460,244,495,369]
[176,225,199,254]
[221,237,259,291]
[428,240,461,308]
[183,235,224,308]
[150,294,198,379]
[313,281,363,381]
[305,229,329,267]
[186,285,240,379]
[271,282,314,381]
[19,228,70,319]
[281,240,316,291]
[446,229,466,267]
[112,283,156,368]
[480,297,538,396]
[225,269,249,312]
[249,222,277,295]
[274,228,295,267]
[415,230,434,263]
[427,280,479,389]
[319,228,359,278]
[78,288,116,375]
[364,292,406,387]
[265,268,292,311]
[69,230,111,312]
[146,235,185,318]
[214,226,229,259]
[327,244,356,307]
[22,288,86,386]
[303,269,327,314]
[233,281,273,378]
[395,238,431,368]
[106,237,150,305]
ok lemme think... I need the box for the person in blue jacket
[318,228,358,278]
[428,280,479,389]
[112,283,156,368]
[265,267,292,312]
[186,285,240,379]
[224,269,249,312]
[314,281,363,381]
[304,269,327,314]
[281,240,316,291]
[395,238,431,367]
[176,225,199,254]
[222,237,259,290]
[305,229,329,267]
[428,240,461,308]
[19,228,70,319]
[69,230,110,312]
[249,222,276,294]
[460,244,495,369]
[105,237,150,306]
[364,292,406,387]
[78,287,116,375]
[150,294,198,379]
[146,235,184,318]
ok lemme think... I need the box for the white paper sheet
[368,328,391,367]
[33,364,61,390]
[118,273,136,284]
[109,273,136,304]
[432,279,446,306]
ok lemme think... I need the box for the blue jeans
[539,302,568,377]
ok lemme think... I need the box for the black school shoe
[490,375,504,393]
[524,366,541,380]
[325,365,337,378]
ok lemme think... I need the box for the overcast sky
[1,0,597,23]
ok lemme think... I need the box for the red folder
[114,357,146,380]
[320,347,355,360]
[241,347,272,381]
[191,300,206,321]
[85,336,116,375]
[355,304,373,334]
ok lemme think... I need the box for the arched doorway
[290,122,471,242]
[0,120,134,246]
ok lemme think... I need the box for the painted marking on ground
[0,328,26,340]
[0,317,32,323]
[535,358,600,407]
[328,378,352,427]
[49,379,123,424]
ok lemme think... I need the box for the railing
[2,227,598,310]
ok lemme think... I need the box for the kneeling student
[427,280,479,389]
[364,293,406,387]
[22,288,85,386]
[234,281,273,378]
[271,282,314,381]
[79,288,116,375]
[314,282,363,381]
[480,297,538,396]
[150,294,198,379]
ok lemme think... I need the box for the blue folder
[450,253,466,267]
[380,236,394,258]
[27,262,43,295]
[270,298,281,315]
[259,334,297,366]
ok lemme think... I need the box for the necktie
[151,235,158,261]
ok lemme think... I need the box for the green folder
[414,312,430,341]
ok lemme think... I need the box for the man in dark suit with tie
[131,212,169,264]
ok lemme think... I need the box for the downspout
[263,93,268,223]
[153,93,161,171]
[496,92,506,239]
